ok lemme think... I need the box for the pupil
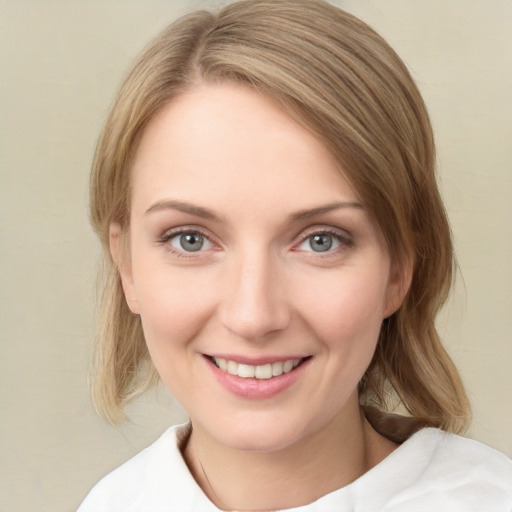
[311,234,332,252]
[180,233,204,252]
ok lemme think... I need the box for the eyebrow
[289,201,363,221]
[145,199,363,221]
[145,199,220,221]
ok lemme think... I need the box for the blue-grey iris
[180,233,204,252]
[310,234,333,252]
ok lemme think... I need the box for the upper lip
[204,354,311,366]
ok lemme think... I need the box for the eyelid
[292,226,353,253]
[169,232,214,252]
[156,224,352,256]
[157,225,219,256]
[295,225,352,243]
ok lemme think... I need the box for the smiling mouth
[209,356,311,380]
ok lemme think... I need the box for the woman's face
[114,83,404,453]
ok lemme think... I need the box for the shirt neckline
[170,423,444,511]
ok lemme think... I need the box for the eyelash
[157,226,352,258]
[157,227,216,259]
[293,228,353,256]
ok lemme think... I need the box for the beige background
[0,1,510,511]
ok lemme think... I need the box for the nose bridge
[220,244,289,340]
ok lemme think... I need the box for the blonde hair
[89,0,471,434]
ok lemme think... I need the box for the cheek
[133,267,219,396]
[287,267,389,427]
[295,265,389,351]
[132,259,217,351]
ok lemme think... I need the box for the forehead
[130,83,360,216]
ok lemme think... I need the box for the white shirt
[78,424,512,511]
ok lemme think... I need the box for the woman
[78,1,512,510]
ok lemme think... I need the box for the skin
[111,83,408,511]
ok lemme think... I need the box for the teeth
[213,357,302,379]
[272,361,283,376]
[227,360,238,376]
[283,360,294,373]
[237,364,255,378]
[255,364,272,380]
[217,358,228,372]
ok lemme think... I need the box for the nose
[219,248,291,341]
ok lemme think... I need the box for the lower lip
[205,357,311,399]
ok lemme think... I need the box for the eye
[169,231,214,252]
[297,232,345,253]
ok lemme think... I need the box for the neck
[183,402,397,511]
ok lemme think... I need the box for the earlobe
[109,223,140,315]
[384,259,413,319]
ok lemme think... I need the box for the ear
[383,258,413,319]
[109,223,140,315]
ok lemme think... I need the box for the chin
[200,411,317,454]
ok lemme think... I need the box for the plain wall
[0,1,510,511]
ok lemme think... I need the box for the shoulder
[76,423,216,512]
[362,428,512,511]
[416,428,512,486]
